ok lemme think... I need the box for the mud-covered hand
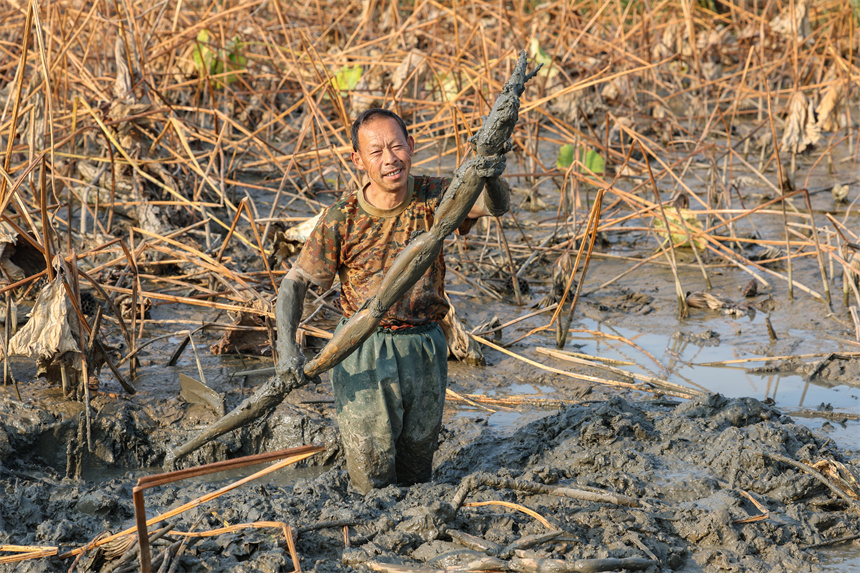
[470,154,511,218]
[473,153,507,180]
[275,342,317,390]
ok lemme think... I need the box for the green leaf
[556,145,604,178]
[557,144,575,170]
[530,37,551,67]
[192,29,215,77]
[331,65,363,95]
[424,72,460,103]
[220,36,246,86]
[582,149,604,175]
[226,37,245,66]
[192,30,246,89]
[654,209,706,250]
[529,37,558,79]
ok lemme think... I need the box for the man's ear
[351,151,365,172]
[407,135,415,155]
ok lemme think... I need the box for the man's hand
[473,153,507,179]
[275,343,317,390]
[464,154,511,223]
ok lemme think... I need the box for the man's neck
[364,182,409,210]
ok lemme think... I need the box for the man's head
[350,109,415,200]
[351,109,409,152]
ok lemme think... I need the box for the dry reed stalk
[539,145,635,347]
[695,351,860,367]
[474,335,689,398]
[462,500,556,531]
[801,189,832,305]
[762,67,795,299]
[640,143,687,317]
[2,292,21,400]
[1,4,33,205]
[0,546,58,565]
[445,387,498,413]
[535,346,702,397]
[473,303,557,337]
[55,445,322,566]
[566,328,667,376]
[673,201,712,289]
[495,216,522,306]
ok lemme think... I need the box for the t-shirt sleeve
[292,209,340,290]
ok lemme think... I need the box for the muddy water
[2,140,860,571]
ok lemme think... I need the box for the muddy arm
[165,271,313,467]
[274,269,315,387]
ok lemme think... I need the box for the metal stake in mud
[167,50,540,466]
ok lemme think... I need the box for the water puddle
[453,408,543,434]
[819,547,860,571]
[451,310,860,451]
[562,317,860,448]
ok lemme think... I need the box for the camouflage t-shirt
[294,175,450,327]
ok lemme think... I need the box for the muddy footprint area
[2,388,859,573]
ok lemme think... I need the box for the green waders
[331,321,447,494]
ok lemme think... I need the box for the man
[275,108,509,494]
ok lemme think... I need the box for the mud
[3,205,860,573]
[584,292,655,318]
[0,374,339,477]
[2,381,859,572]
[671,330,721,347]
[748,355,860,388]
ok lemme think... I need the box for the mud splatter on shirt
[294,175,450,327]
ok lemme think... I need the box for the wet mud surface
[2,373,860,572]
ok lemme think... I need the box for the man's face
[351,117,414,196]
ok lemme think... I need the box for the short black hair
[351,108,409,152]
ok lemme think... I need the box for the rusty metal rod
[129,445,324,573]
[139,444,323,489]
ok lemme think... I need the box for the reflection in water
[820,548,860,571]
